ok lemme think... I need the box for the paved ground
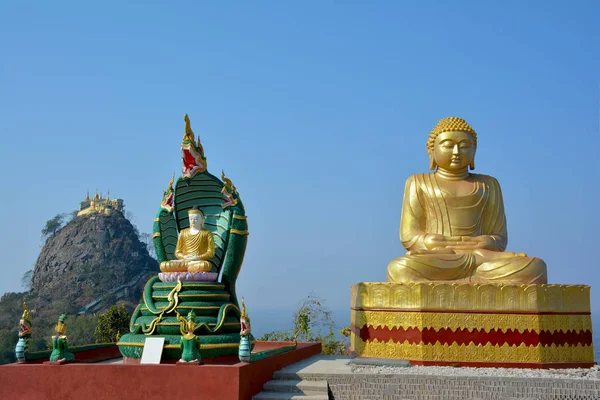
[276,355,354,375]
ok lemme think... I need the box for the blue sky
[1,1,599,321]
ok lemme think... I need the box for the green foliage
[94,305,130,343]
[64,315,98,347]
[0,328,17,364]
[258,295,350,355]
[41,213,67,239]
[0,292,29,364]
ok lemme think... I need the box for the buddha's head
[427,117,477,171]
[188,207,204,230]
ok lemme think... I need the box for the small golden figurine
[387,117,547,284]
[160,207,215,273]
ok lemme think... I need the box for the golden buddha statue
[160,208,215,273]
[387,117,547,284]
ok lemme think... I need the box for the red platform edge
[0,342,321,400]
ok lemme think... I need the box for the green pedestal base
[118,277,253,360]
[118,332,255,359]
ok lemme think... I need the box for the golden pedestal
[350,282,594,368]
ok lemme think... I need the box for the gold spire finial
[85,191,90,201]
[183,114,195,143]
[22,301,30,320]
[241,297,247,319]
[106,190,110,201]
[168,173,175,190]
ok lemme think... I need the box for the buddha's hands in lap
[405,234,460,255]
[446,235,496,251]
[414,234,496,254]
[423,234,476,250]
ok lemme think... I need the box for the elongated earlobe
[429,155,437,170]
[469,160,475,170]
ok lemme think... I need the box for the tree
[139,233,157,259]
[20,269,32,291]
[64,315,98,347]
[94,305,130,343]
[259,294,351,355]
[41,214,67,239]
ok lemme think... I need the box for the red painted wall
[0,342,322,400]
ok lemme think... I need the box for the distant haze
[0,2,598,316]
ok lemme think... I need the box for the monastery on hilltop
[77,190,124,216]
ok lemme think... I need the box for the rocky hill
[0,209,159,363]
[30,211,158,314]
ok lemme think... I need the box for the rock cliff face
[31,212,158,313]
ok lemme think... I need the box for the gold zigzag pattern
[351,310,593,334]
[352,338,595,363]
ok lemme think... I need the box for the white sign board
[140,337,165,364]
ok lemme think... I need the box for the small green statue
[178,310,201,363]
[49,314,75,363]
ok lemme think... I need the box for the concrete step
[253,392,328,400]
[262,379,328,394]
[272,370,302,380]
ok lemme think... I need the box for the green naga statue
[118,114,254,360]
[15,301,32,363]
[49,314,75,363]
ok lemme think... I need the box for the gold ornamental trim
[134,322,240,328]
[200,341,255,350]
[152,294,230,299]
[351,310,593,334]
[233,215,247,220]
[152,283,225,290]
[352,338,595,363]
[140,306,221,312]
[351,282,591,313]
[154,218,160,222]
[142,279,183,335]
[230,229,249,236]
[152,233,161,238]
[117,341,255,350]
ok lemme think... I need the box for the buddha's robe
[387,173,547,284]
[160,228,215,273]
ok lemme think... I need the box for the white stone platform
[268,355,600,400]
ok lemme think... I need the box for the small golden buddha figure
[160,208,215,273]
[387,117,547,284]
